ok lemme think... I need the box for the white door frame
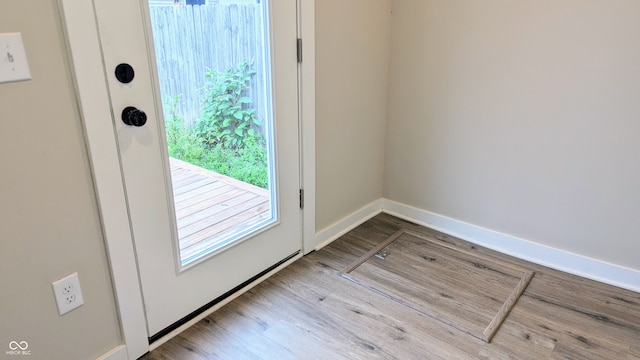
[57,0,315,358]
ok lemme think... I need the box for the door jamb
[58,0,316,358]
[299,0,316,255]
[57,1,149,358]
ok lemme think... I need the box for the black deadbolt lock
[115,63,135,84]
[122,106,147,127]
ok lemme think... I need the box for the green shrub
[197,61,261,150]
[200,135,268,189]
[163,91,268,189]
[164,95,206,163]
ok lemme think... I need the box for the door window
[148,1,277,266]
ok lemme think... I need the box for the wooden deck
[170,158,271,262]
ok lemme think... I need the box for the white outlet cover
[0,33,31,84]
[51,272,84,315]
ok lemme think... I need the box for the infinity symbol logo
[9,341,28,350]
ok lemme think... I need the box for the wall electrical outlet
[51,272,84,315]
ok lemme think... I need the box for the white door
[93,0,301,337]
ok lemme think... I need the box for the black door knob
[122,106,147,127]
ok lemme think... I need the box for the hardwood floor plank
[523,271,640,332]
[477,319,557,359]
[550,338,630,360]
[520,281,640,344]
[253,281,389,359]
[504,290,637,360]
[342,230,531,342]
[484,270,534,342]
[143,214,640,360]
[191,310,296,360]
[277,257,483,359]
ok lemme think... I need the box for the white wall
[0,1,122,359]
[384,0,640,271]
[315,0,391,231]
[3,2,638,357]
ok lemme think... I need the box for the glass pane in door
[147,0,275,267]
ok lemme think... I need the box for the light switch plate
[0,33,31,84]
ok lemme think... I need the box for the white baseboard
[96,345,127,360]
[313,199,383,251]
[382,198,640,294]
[311,197,640,293]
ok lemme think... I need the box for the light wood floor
[142,213,640,359]
[170,158,271,262]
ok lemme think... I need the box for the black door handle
[122,106,147,127]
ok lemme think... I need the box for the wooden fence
[149,4,267,131]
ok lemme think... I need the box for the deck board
[169,158,271,261]
[175,187,241,217]
[177,192,262,237]
[173,178,217,196]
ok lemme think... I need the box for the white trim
[314,199,383,251]
[300,0,316,254]
[59,1,316,357]
[57,1,149,359]
[382,198,640,294]
[95,345,128,360]
[148,253,303,350]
